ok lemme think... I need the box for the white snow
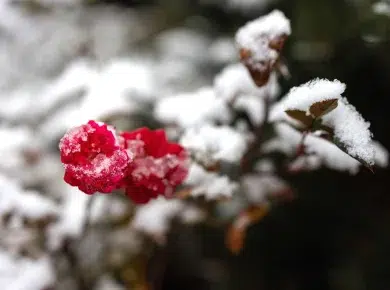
[235,10,291,70]
[0,175,58,220]
[322,97,374,165]
[234,95,266,125]
[208,37,238,64]
[154,87,232,127]
[373,1,390,17]
[270,79,376,165]
[184,163,238,200]
[131,197,184,238]
[214,63,280,102]
[180,125,248,163]
[0,127,35,175]
[263,123,365,174]
[242,174,287,204]
[155,28,211,64]
[279,78,346,113]
[0,251,55,290]
[47,186,90,250]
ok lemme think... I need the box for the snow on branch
[235,10,291,86]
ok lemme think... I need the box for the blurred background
[0,0,390,289]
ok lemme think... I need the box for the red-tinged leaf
[239,48,273,87]
[285,109,314,127]
[309,99,338,118]
[226,204,270,254]
[269,34,288,52]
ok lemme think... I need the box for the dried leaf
[285,109,314,127]
[269,34,288,52]
[309,99,338,118]
[239,48,272,87]
[226,226,245,255]
[226,204,270,254]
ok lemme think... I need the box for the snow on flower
[120,127,189,204]
[59,122,189,204]
[59,120,129,194]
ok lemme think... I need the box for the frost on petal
[59,120,118,164]
[121,128,189,204]
[64,149,129,194]
[235,10,291,85]
[214,63,280,102]
[184,163,238,200]
[59,120,129,194]
[154,87,231,128]
[180,125,248,163]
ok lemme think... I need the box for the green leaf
[309,99,338,118]
[285,109,314,127]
